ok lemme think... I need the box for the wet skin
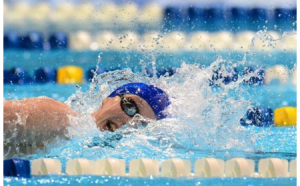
[4,95,156,138]
[3,95,156,157]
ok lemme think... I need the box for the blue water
[4,83,297,111]
[3,51,297,72]
[3,51,297,185]
[3,176,297,186]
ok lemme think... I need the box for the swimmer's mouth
[106,121,118,132]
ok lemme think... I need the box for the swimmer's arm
[4,97,77,143]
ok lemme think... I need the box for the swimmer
[4,83,170,154]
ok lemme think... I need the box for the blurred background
[3,0,297,102]
[4,0,297,50]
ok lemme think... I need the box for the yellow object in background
[274,107,297,126]
[57,66,83,84]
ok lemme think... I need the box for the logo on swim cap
[108,83,170,120]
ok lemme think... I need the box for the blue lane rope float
[209,66,238,86]
[242,67,265,85]
[4,67,34,85]
[34,67,57,83]
[230,7,251,31]
[240,107,274,127]
[202,7,225,32]
[3,65,296,86]
[4,31,21,49]
[86,67,106,82]
[187,7,205,31]
[48,32,69,50]
[248,8,268,31]
[274,8,297,31]
[145,67,177,78]
[19,31,44,50]
[163,7,185,31]
[4,159,31,178]
[4,69,12,84]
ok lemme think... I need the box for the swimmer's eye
[118,95,139,117]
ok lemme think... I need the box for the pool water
[3,50,297,71]
[3,176,297,186]
[3,83,297,110]
[3,48,297,185]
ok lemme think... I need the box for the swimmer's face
[91,94,156,132]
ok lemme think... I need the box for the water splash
[4,31,296,163]
[36,54,261,164]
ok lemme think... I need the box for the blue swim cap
[108,83,170,120]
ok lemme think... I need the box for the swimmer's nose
[102,97,123,114]
[99,97,132,125]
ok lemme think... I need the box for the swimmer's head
[92,82,170,132]
[108,82,170,120]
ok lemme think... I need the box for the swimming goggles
[106,94,139,132]
[118,94,139,117]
